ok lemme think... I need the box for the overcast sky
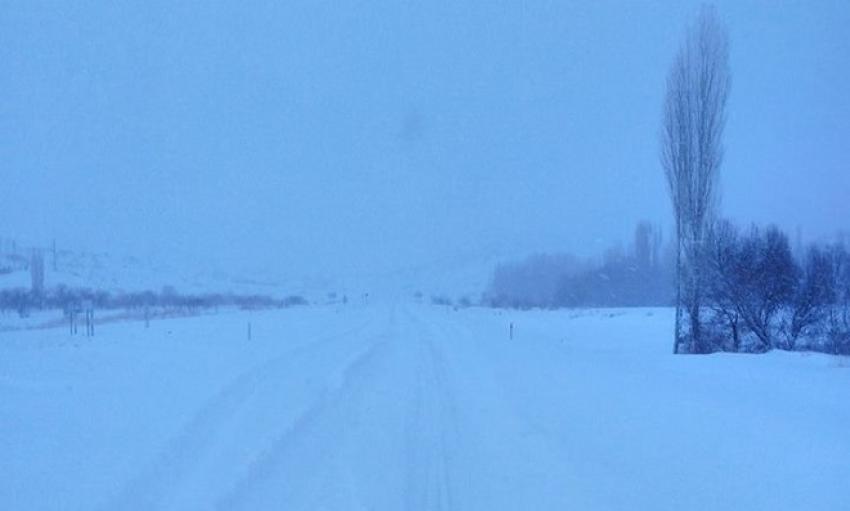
[2,1,848,281]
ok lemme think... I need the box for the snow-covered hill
[0,240,321,302]
[0,238,509,304]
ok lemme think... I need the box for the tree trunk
[673,243,682,354]
[731,317,739,352]
[689,299,701,353]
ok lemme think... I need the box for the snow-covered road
[2,304,848,510]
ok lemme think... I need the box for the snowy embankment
[1,304,847,510]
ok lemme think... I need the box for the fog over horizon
[3,1,849,286]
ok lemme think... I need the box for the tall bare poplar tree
[661,6,730,354]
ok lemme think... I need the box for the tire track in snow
[425,308,589,510]
[103,316,380,511]
[217,305,463,511]
[214,334,392,510]
[106,306,471,510]
[212,306,411,509]
[402,307,460,511]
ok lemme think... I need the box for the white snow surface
[1,304,848,510]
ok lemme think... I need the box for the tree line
[0,285,307,317]
[484,222,673,309]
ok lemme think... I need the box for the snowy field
[1,304,848,510]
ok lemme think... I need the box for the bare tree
[736,225,797,350]
[661,5,730,354]
[786,245,834,347]
[705,220,742,351]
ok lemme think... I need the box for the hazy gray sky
[2,1,848,280]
